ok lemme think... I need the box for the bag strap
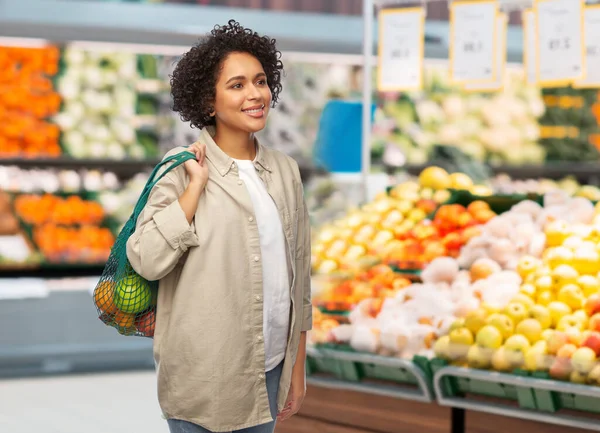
[132,151,197,222]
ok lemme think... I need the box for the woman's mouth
[242,105,265,118]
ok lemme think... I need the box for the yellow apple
[520,283,537,298]
[448,318,465,333]
[464,309,488,335]
[570,370,588,384]
[548,301,572,327]
[524,342,549,371]
[534,275,554,293]
[536,290,555,306]
[572,248,600,275]
[545,246,574,268]
[503,302,528,325]
[486,314,515,340]
[516,318,543,344]
[517,256,542,280]
[491,347,512,372]
[467,345,493,369]
[587,363,600,385]
[449,328,474,359]
[476,325,504,349]
[571,347,597,374]
[528,304,552,329]
[557,284,585,310]
[557,314,585,332]
[433,335,451,360]
[552,264,580,288]
[511,293,535,308]
[504,334,531,367]
[577,275,600,297]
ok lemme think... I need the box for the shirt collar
[200,127,272,176]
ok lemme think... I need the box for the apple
[476,325,504,349]
[517,256,542,280]
[503,302,528,325]
[550,357,572,380]
[520,283,537,298]
[552,264,579,288]
[528,304,552,329]
[547,330,569,355]
[114,275,153,314]
[545,222,571,248]
[504,334,531,367]
[578,275,600,298]
[511,293,535,308]
[565,327,584,346]
[536,290,555,306]
[135,308,156,337]
[589,313,600,332]
[448,318,465,333]
[557,343,578,359]
[587,363,600,385]
[467,345,493,369]
[584,293,600,317]
[570,370,587,384]
[491,347,512,372]
[524,342,549,372]
[541,329,554,342]
[534,275,554,293]
[582,331,600,356]
[464,309,488,335]
[449,328,474,359]
[557,314,585,332]
[557,284,585,310]
[433,335,451,360]
[572,247,600,275]
[573,309,590,323]
[548,301,572,327]
[516,318,543,344]
[571,347,597,374]
[486,313,514,340]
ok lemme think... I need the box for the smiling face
[212,51,272,134]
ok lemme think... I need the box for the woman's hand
[277,379,306,422]
[184,141,209,187]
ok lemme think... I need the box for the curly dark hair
[170,20,284,130]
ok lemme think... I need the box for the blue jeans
[167,362,283,433]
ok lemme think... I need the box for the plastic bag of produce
[92,151,196,337]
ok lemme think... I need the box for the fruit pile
[33,224,114,263]
[93,273,156,337]
[384,201,494,269]
[314,264,412,313]
[311,167,491,275]
[15,194,105,226]
[432,199,600,384]
[0,45,62,157]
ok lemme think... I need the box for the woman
[126,20,312,433]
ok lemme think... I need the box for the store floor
[0,370,593,433]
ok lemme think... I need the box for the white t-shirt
[234,159,290,372]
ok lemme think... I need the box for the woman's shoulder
[152,146,190,190]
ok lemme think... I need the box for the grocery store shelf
[0,0,525,61]
[434,366,600,432]
[307,346,434,403]
[0,264,105,279]
[0,157,159,174]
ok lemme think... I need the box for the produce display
[53,47,160,159]
[0,45,62,158]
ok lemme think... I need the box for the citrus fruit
[449,172,474,190]
[93,280,118,314]
[418,166,451,190]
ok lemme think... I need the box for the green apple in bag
[114,274,152,314]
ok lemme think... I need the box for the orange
[467,200,490,215]
[93,280,118,314]
[115,310,136,329]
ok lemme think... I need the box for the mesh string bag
[92,151,196,337]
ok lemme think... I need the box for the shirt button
[237,180,243,185]
[255,295,261,301]
[254,256,260,262]
[257,335,263,342]
[248,216,254,222]
[259,373,265,379]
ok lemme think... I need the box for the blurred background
[3,1,600,433]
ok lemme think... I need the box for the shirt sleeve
[126,172,199,281]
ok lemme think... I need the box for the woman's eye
[232,83,242,89]
[257,80,267,85]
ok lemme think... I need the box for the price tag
[463,14,507,92]
[536,0,585,86]
[377,7,425,91]
[523,9,537,85]
[449,0,498,84]
[574,5,600,88]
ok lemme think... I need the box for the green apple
[516,318,543,344]
[486,314,514,340]
[114,275,152,314]
[476,325,503,350]
[528,304,552,329]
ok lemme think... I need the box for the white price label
[464,14,507,92]
[536,0,585,86]
[574,6,600,88]
[449,1,498,83]
[377,7,425,91]
[523,9,537,85]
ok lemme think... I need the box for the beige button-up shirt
[126,127,312,432]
